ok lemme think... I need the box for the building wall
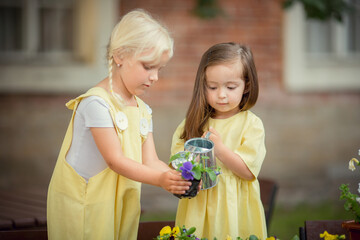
[122,0,283,106]
[0,0,359,207]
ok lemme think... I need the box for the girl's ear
[113,54,123,67]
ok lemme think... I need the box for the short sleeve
[170,119,186,156]
[148,119,153,132]
[234,116,266,178]
[79,96,114,128]
[144,102,153,132]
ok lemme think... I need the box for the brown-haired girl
[171,42,267,239]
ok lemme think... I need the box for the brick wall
[1,1,359,206]
[119,0,283,106]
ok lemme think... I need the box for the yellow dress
[47,87,151,240]
[171,111,267,240]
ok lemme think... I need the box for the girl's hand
[203,127,223,156]
[204,127,255,180]
[159,170,191,194]
[197,179,202,194]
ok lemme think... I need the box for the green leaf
[283,0,295,9]
[248,235,259,240]
[186,226,196,235]
[169,152,191,163]
[282,0,350,22]
[192,166,202,180]
[291,235,300,240]
[169,153,182,163]
[206,169,217,181]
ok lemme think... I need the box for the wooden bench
[299,220,350,240]
[0,178,278,239]
[0,189,47,231]
[259,178,278,231]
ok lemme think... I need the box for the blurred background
[0,0,359,238]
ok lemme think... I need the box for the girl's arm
[141,132,170,171]
[206,127,255,181]
[91,127,190,194]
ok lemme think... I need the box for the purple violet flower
[179,161,195,180]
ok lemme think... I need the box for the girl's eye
[142,64,153,70]
[207,86,217,90]
[227,86,237,90]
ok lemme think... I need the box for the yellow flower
[226,235,232,240]
[320,231,345,240]
[159,226,180,238]
[159,226,171,236]
[349,158,359,171]
[172,226,180,236]
[266,237,276,240]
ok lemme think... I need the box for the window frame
[283,3,360,92]
[0,0,118,94]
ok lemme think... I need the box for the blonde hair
[106,9,174,107]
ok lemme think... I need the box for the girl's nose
[149,70,158,82]
[218,88,226,98]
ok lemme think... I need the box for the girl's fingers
[201,131,209,138]
[170,185,190,194]
[169,169,181,176]
[162,170,194,194]
[170,178,191,186]
[197,180,202,192]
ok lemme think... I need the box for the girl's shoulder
[66,87,111,110]
[240,111,265,134]
[77,95,110,113]
[172,119,186,137]
[80,95,109,105]
[210,111,264,131]
[242,110,262,122]
[174,118,186,131]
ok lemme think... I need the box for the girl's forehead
[206,61,243,77]
[136,49,170,65]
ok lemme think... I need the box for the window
[283,1,360,92]
[0,0,75,64]
[0,0,118,93]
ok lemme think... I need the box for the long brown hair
[180,42,259,141]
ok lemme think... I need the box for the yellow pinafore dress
[47,87,151,240]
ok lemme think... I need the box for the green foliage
[282,0,352,22]
[192,163,203,180]
[248,235,259,240]
[170,152,191,163]
[339,183,360,223]
[338,154,360,223]
[141,201,352,240]
[170,153,220,181]
[193,0,224,19]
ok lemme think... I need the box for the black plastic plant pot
[174,179,201,199]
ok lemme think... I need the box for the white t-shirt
[66,96,153,182]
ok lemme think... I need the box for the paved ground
[141,184,179,213]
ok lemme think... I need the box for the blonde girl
[171,42,267,239]
[47,9,190,240]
